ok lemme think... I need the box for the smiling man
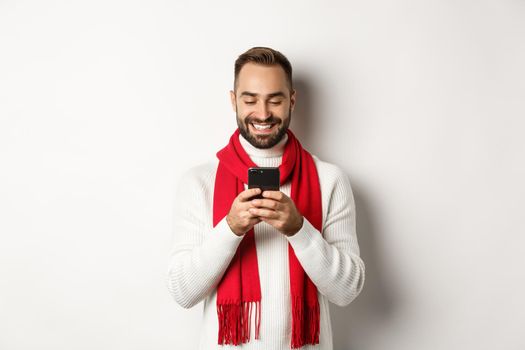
[167,47,365,350]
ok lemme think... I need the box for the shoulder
[180,159,218,181]
[311,154,350,188]
[310,154,354,209]
[176,159,219,194]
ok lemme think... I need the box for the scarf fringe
[291,296,320,349]
[218,301,261,346]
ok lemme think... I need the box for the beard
[236,107,292,149]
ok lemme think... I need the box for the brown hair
[234,47,293,91]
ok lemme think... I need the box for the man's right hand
[226,188,262,236]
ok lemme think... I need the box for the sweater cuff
[213,216,244,250]
[286,217,319,252]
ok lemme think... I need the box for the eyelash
[244,101,282,105]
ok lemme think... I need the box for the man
[166,47,365,349]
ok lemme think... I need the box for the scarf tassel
[218,301,261,346]
[291,296,320,349]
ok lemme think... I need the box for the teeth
[252,123,272,130]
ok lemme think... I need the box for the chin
[245,129,286,149]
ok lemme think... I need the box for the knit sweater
[166,132,365,350]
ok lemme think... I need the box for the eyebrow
[239,91,287,99]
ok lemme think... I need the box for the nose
[254,102,271,120]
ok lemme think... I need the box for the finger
[251,198,281,210]
[261,190,285,201]
[238,188,261,202]
[240,200,263,212]
[258,216,279,228]
[249,207,279,219]
[242,208,260,219]
[249,217,262,225]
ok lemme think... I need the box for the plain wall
[1,1,524,349]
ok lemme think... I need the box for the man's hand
[248,191,304,237]
[226,188,263,236]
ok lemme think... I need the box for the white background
[1,1,524,349]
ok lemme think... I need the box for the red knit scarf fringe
[217,301,261,346]
[291,296,320,349]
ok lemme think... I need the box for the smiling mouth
[249,122,277,134]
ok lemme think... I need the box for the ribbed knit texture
[167,133,365,350]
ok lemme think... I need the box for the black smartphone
[248,167,280,199]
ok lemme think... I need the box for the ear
[229,90,237,112]
[289,89,297,112]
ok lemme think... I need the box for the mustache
[245,116,281,124]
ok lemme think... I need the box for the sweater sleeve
[286,166,365,306]
[166,167,243,309]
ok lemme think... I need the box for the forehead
[236,63,289,94]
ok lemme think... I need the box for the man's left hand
[248,191,304,237]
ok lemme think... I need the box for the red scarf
[214,128,322,348]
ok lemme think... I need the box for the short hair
[234,47,293,91]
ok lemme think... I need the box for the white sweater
[166,133,365,350]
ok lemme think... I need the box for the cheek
[280,101,292,112]
[276,105,290,117]
[240,106,259,117]
[237,108,254,122]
